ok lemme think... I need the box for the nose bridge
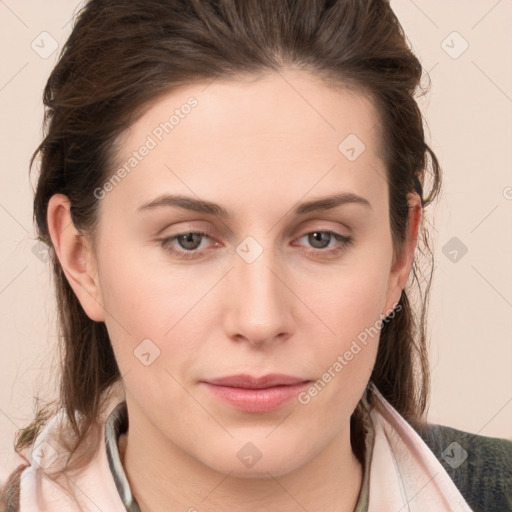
[235,237,283,309]
[227,235,292,343]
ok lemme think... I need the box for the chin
[196,441,312,479]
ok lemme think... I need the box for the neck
[120,404,364,512]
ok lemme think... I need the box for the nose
[224,241,295,347]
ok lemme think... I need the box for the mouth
[200,373,312,413]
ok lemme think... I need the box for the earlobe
[46,194,106,322]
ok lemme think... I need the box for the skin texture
[47,68,422,512]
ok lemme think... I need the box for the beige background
[1,0,511,465]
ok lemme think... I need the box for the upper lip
[204,373,310,389]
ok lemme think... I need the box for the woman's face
[58,68,420,477]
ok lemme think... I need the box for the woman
[1,0,511,511]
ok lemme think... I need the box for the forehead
[121,69,382,154]
[106,68,386,215]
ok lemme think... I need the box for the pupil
[310,232,329,248]
[180,233,201,250]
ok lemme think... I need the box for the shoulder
[415,422,512,512]
[0,460,29,512]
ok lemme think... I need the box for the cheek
[297,249,393,406]
[97,252,205,415]
[312,253,392,348]
[95,240,202,369]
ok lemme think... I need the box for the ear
[46,193,106,322]
[382,192,423,315]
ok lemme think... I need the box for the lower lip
[202,382,310,412]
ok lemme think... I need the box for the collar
[105,401,141,512]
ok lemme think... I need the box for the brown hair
[16,0,440,478]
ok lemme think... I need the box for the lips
[205,373,309,389]
[201,373,311,412]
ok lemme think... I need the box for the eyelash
[158,230,353,260]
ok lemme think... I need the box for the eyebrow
[136,192,372,217]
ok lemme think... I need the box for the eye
[159,229,353,260]
[295,230,353,256]
[159,231,217,259]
